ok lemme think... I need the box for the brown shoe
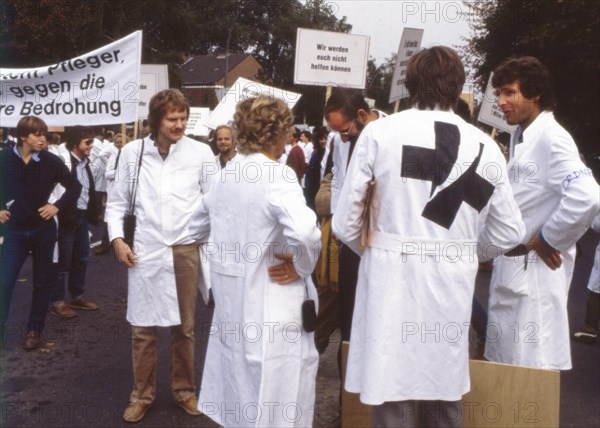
[123,402,151,423]
[68,297,99,311]
[175,397,201,416]
[22,331,42,350]
[50,303,78,318]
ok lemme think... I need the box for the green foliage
[187,0,351,124]
[0,0,198,86]
[463,0,600,157]
[365,53,396,112]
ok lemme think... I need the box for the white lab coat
[485,111,600,370]
[105,136,217,326]
[214,152,239,169]
[103,144,120,196]
[332,109,525,404]
[90,138,109,192]
[190,152,321,427]
[303,142,314,163]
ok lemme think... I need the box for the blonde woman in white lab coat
[190,96,321,428]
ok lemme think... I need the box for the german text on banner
[0,31,142,127]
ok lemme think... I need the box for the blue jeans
[51,210,90,303]
[1,221,57,335]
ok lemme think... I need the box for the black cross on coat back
[400,121,495,229]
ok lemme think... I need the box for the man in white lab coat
[332,46,525,427]
[485,56,600,370]
[323,88,386,346]
[214,124,238,169]
[106,89,216,423]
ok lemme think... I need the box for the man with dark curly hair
[485,56,599,370]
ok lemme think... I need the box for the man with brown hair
[0,116,81,350]
[333,46,525,427]
[485,56,599,370]
[106,89,216,423]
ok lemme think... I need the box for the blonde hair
[233,96,293,155]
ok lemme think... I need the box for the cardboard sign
[477,73,517,134]
[389,28,424,103]
[341,341,559,428]
[186,107,211,136]
[0,31,142,127]
[206,77,301,129]
[138,64,169,120]
[294,28,370,89]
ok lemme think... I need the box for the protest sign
[138,64,169,120]
[294,28,370,89]
[186,107,211,136]
[477,73,517,134]
[0,31,142,127]
[206,78,301,130]
[389,28,424,103]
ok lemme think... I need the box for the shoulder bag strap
[128,138,145,214]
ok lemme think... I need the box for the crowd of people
[1,46,599,428]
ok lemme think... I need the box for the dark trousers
[338,243,360,341]
[585,290,600,331]
[1,221,57,335]
[372,400,463,428]
[51,210,90,303]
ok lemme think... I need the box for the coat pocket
[492,254,531,296]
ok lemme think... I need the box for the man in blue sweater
[0,116,81,350]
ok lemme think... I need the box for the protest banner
[186,107,211,136]
[389,28,424,103]
[294,28,370,89]
[0,31,142,127]
[138,64,169,120]
[477,73,517,134]
[206,77,301,130]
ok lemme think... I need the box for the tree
[1,0,199,86]
[187,0,352,124]
[463,0,600,158]
[189,0,350,85]
[365,53,396,112]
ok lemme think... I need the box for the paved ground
[0,227,598,427]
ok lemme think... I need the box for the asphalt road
[1,226,598,428]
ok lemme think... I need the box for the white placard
[389,28,424,103]
[477,73,517,134]
[294,28,370,89]
[138,64,169,120]
[186,107,211,136]
[206,78,301,130]
[0,31,142,127]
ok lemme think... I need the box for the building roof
[180,54,252,86]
